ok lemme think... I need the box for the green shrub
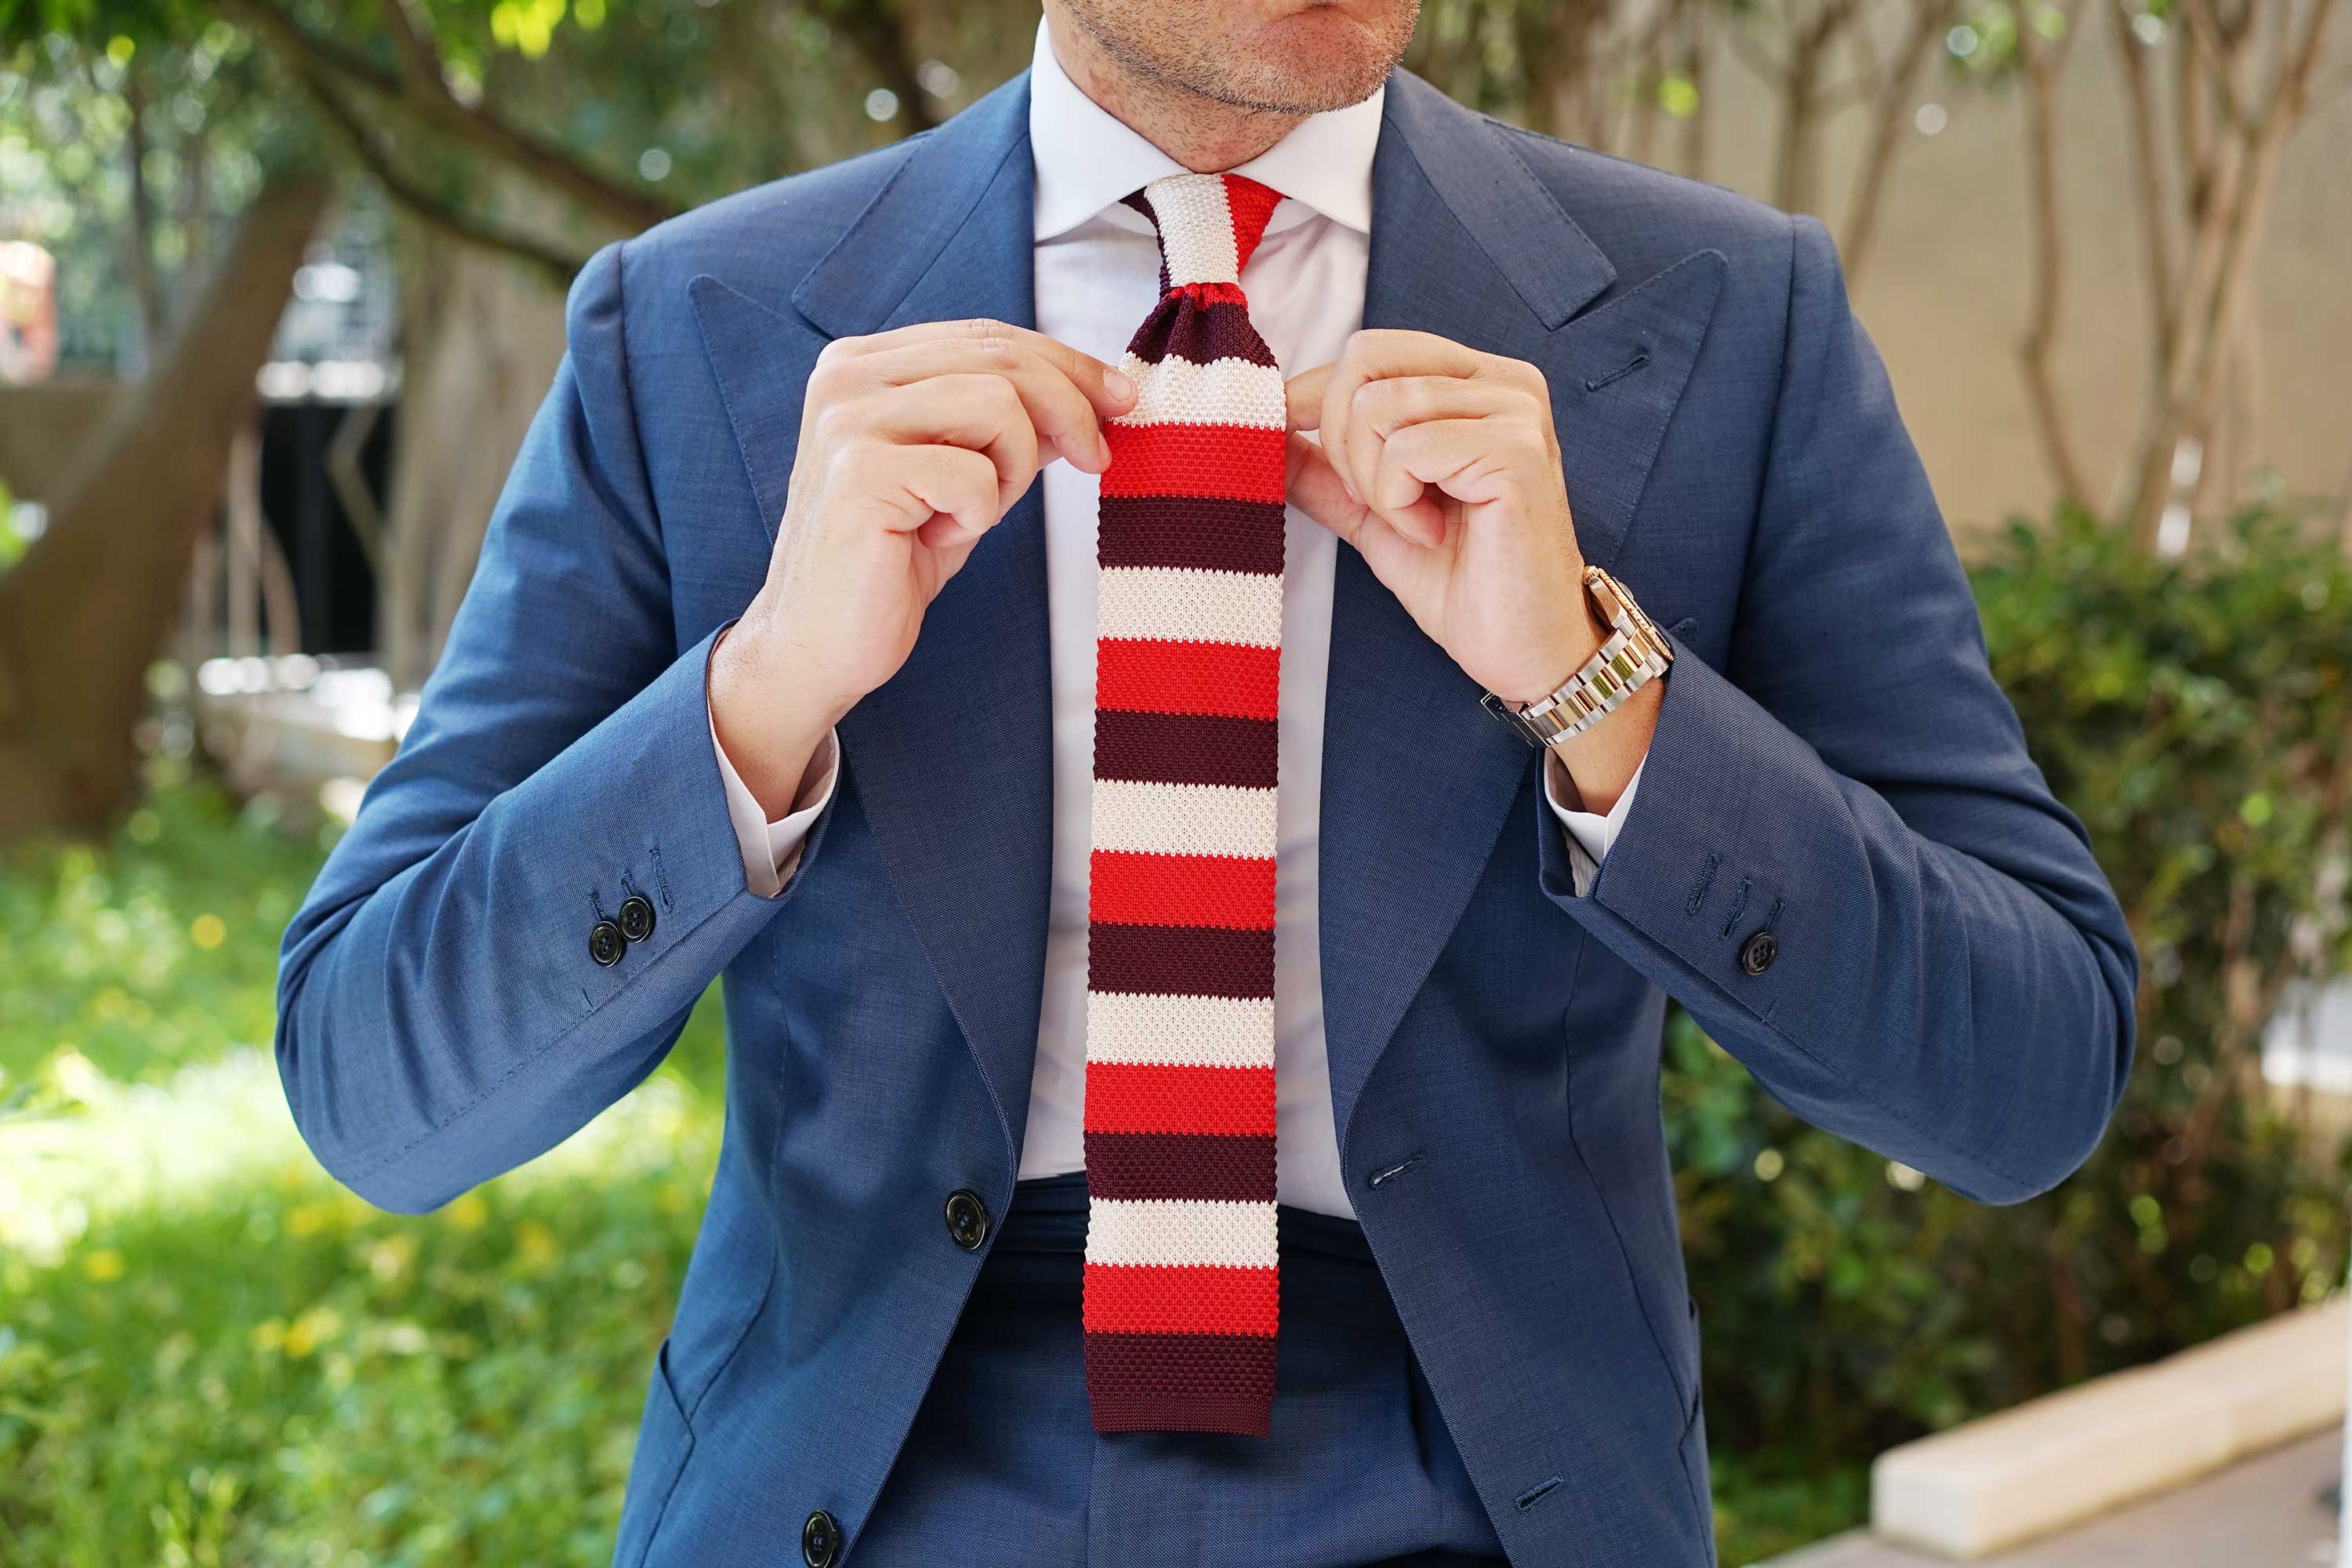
[1678,503,2352,1503]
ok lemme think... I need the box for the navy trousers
[854,1172,1510,1565]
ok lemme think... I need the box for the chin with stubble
[1058,0,1421,116]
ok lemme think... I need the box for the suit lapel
[693,74,1054,1170]
[1320,71,1729,1141]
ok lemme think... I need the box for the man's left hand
[1283,328,1599,705]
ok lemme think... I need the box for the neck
[1044,5,1306,173]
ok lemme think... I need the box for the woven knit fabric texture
[1080,169,1289,1437]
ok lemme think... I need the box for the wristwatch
[1480,562,1674,749]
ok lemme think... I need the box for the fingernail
[1104,368,1136,403]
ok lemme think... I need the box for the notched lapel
[1320,74,1730,1142]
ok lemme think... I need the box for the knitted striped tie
[1080,170,1289,1438]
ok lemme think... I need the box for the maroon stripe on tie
[1083,1331,1278,1436]
[1087,922,1276,999]
[1127,298,1280,368]
[1094,710,1278,790]
[1083,1131,1279,1203]
[1097,495,1287,575]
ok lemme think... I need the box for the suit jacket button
[588,920,626,968]
[617,895,657,944]
[1740,927,1778,975]
[801,1509,840,1567]
[944,1189,990,1251]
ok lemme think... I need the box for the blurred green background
[4,1,2351,1563]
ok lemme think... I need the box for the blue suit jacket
[277,66,2138,1568]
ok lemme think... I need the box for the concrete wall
[1660,10,2352,556]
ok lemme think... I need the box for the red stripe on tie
[1173,280,1249,310]
[1097,638,1280,721]
[1089,850,1276,931]
[1221,176,1283,269]
[1083,1263,1279,1337]
[1083,1062,1276,1137]
[1100,423,1287,503]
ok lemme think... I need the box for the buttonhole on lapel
[1584,351,1650,394]
[1719,877,1751,939]
[1684,851,1719,918]
[1516,1475,1565,1512]
[1368,1152,1424,1189]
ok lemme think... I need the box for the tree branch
[2017,0,2091,506]
[818,0,940,133]
[294,64,583,290]
[1841,0,1956,288]
[2109,0,2175,375]
[379,0,677,231]
[224,0,676,235]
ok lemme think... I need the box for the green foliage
[1675,503,2352,1503]
[0,767,336,1087]
[1,17,283,365]
[0,1074,720,1567]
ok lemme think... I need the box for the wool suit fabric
[275,64,2139,1568]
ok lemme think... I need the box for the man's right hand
[709,319,1138,818]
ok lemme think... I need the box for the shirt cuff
[709,702,840,898]
[1543,750,1646,899]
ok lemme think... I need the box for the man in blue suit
[276,1,2138,1563]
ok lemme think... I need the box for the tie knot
[1124,172,1284,291]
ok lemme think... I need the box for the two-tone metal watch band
[1480,562,1675,749]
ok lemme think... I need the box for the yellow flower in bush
[285,1306,342,1359]
[515,1220,559,1272]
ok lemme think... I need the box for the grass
[0,768,1814,1565]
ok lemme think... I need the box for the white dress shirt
[707,16,1644,1218]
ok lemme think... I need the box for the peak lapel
[699,72,1054,1170]
[1320,71,1729,1142]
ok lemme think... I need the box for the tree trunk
[0,171,331,844]
[379,222,568,692]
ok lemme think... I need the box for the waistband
[996,1170,1375,1265]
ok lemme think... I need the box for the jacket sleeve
[1536,215,2138,1204]
[275,239,828,1214]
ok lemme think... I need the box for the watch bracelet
[1479,568,1673,749]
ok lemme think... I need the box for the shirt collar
[1027,14,1383,243]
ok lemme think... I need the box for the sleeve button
[617,895,657,944]
[589,920,626,968]
[1739,927,1777,975]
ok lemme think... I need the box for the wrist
[1491,581,1610,706]
[709,618,851,818]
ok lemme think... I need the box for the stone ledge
[1868,1297,2345,1559]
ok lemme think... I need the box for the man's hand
[1283,328,1658,814]
[1283,328,1602,704]
[711,319,1138,816]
